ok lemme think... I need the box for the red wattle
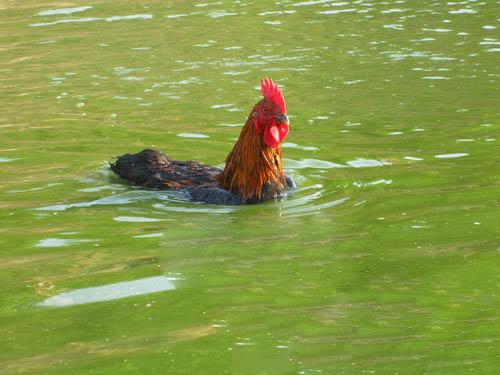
[264,125,281,148]
[278,123,289,141]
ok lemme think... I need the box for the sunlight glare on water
[38,276,176,307]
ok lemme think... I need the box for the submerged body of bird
[111,78,295,205]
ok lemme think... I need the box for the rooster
[111,78,295,205]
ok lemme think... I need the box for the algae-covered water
[1,1,499,374]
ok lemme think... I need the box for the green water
[1,0,499,373]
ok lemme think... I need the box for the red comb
[261,77,286,114]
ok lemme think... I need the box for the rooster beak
[275,114,289,124]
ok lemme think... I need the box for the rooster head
[252,77,289,148]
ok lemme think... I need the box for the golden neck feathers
[219,116,286,201]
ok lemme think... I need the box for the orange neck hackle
[219,111,286,201]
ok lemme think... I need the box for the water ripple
[36,238,96,248]
[282,197,349,218]
[133,233,164,239]
[34,191,184,212]
[37,6,93,16]
[318,9,357,15]
[0,157,19,163]
[282,142,320,151]
[30,14,153,27]
[207,11,239,18]
[8,182,63,193]
[38,276,176,307]
[153,203,236,214]
[293,0,345,7]
[177,133,209,139]
[284,158,391,169]
[114,216,163,223]
[449,9,477,15]
[285,158,346,169]
[422,76,450,80]
[279,185,324,209]
[434,153,469,159]
[381,8,407,14]
[347,158,391,168]
[353,179,392,188]
[78,185,126,193]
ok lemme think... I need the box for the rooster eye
[262,108,268,114]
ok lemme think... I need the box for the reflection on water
[318,9,357,15]
[282,142,319,151]
[347,158,391,168]
[113,216,163,222]
[285,158,391,169]
[38,276,176,307]
[30,14,153,27]
[152,202,237,214]
[34,190,189,212]
[285,158,346,169]
[434,153,469,159]
[37,6,93,16]
[77,184,126,193]
[8,183,62,193]
[404,156,424,161]
[0,157,19,163]
[133,232,164,238]
[177,133,210,138]
[282,196,349,218]
[353,179,392,188]
[35,238,96,248]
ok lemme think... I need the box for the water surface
[1,0,499,374]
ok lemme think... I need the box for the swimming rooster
[111,78,295,205]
